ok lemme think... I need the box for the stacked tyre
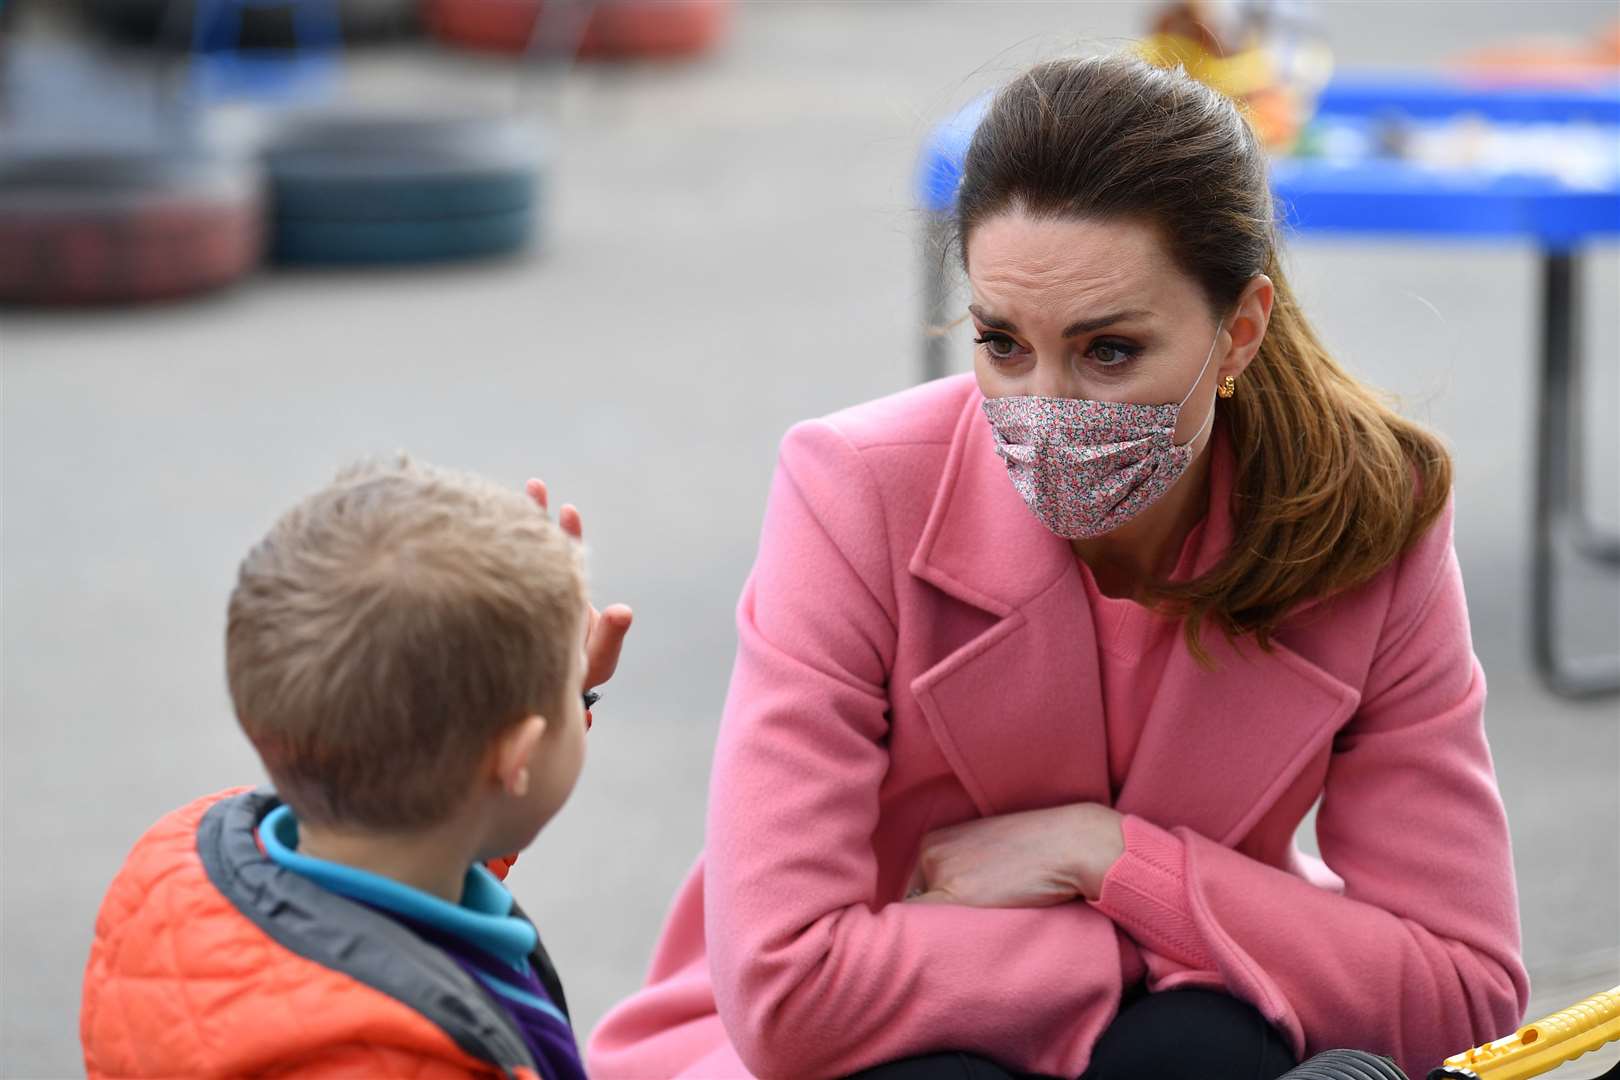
[425,0,728,59]
[0,150,262,305]
[263,113,544,264]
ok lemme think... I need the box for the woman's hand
[905,803,1125,908]
[525,478,633,692]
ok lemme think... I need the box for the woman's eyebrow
[968,304,1016,331]
[968,304,1152,337]
[1060,309,1152,337]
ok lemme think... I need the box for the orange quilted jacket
[81,788,551,1079]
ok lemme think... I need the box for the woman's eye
[973,333,1022,361]
[1089,340,1140,367]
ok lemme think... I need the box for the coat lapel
[909,388,1111,817]
[1113,427,1363,843]
[1113,627,1360,844]
[907,385,1362,840]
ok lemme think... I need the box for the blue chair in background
[184,0,341,104]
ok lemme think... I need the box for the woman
[589,54,1528,1080]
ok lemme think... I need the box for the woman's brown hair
[956,53,1452,655]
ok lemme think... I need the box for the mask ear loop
[1173,320,1224,449]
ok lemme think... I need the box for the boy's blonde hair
[226,457,585,830]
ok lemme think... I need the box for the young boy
[81,457,621,1079]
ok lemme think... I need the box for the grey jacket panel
[196,788,540,1075]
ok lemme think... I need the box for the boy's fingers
[600,605,633,642]
[586,605,632,687]
[559,504,583,541]
[525,478,549,513]
[598,605,633,642]
[588,624,627,682]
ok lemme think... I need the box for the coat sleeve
[1095,500,1530,1079]
[705,420,1124,1080]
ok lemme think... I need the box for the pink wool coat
[589,375,1528,1080]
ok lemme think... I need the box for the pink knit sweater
[1080,521,1219,979]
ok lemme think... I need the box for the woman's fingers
[902,861,931,902]
[904,889,954,905]
[899,806,1113,908]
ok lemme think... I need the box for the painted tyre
[263,112,543,263]
[425,0,728,59]
[272,208,536,263]
[0,150,263,305]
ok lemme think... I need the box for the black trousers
[843,989,1299,1080]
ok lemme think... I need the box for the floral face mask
[980,323,1222,539]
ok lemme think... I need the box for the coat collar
[911,384,1240,614]
[908,383,1076,618]
[906,387,1360,841]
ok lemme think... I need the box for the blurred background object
[262,110,543,263]
[169,0,347,106]
[1,0,565,294]
[1,2,1615,1077]
[1454,19,1620,87]
[425,0,729,60]
[77,0,418,49]
[0,148,262,303]
[1138,0,1334,152]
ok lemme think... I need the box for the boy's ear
[493,716,547,797]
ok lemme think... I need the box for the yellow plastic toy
[1429,985,1620,1080]
[1134,0,1334,153]
[1281,985,1620,1078]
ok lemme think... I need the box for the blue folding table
[915,75,1620,697]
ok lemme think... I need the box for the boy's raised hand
[525,479,633,692]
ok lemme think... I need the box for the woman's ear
[493,716,547,797]
[1223,273,1274,379]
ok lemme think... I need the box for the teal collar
[258,803,538,971]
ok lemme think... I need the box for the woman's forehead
[967,213,1184,314]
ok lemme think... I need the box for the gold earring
[1217,375,1237,399]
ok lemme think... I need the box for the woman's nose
[1030,354,1081,400]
